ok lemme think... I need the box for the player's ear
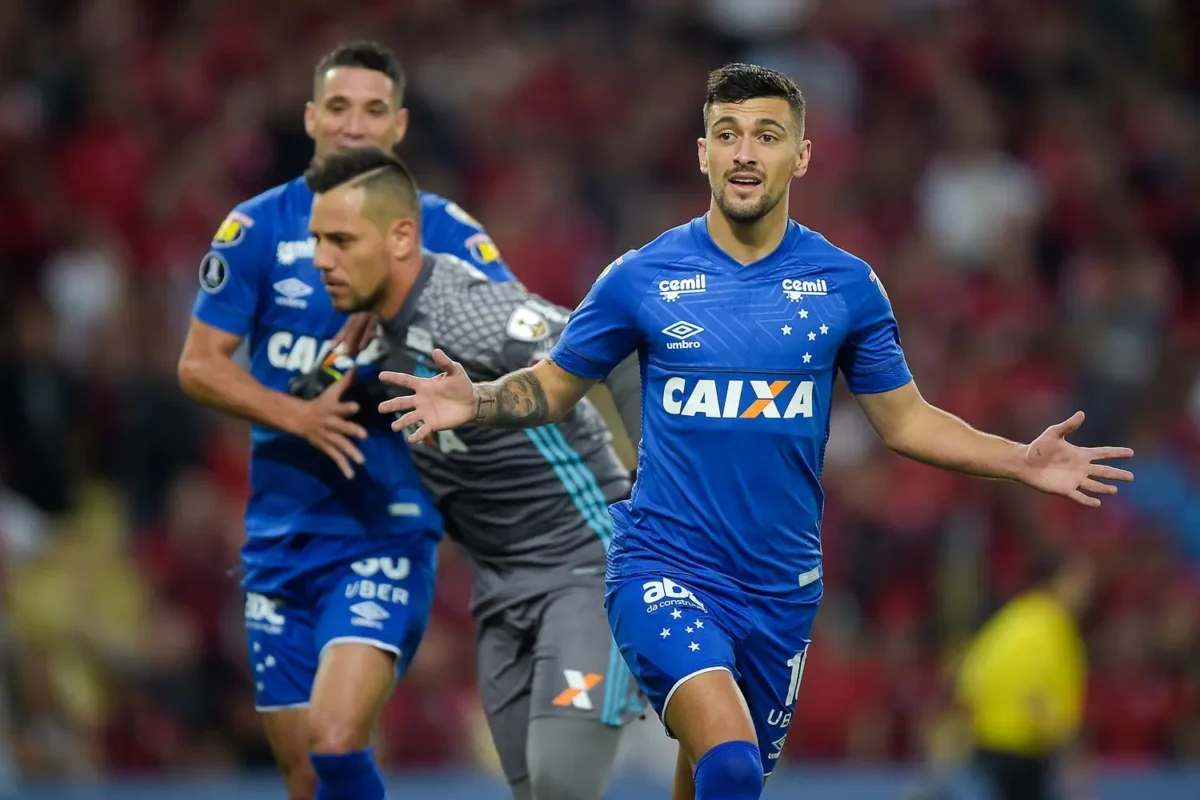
[697,137,709,175]
[793,139,811,179]
[389,216,419,261]
[304,101,317,141]
[393,107,410,145]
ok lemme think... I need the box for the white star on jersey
[803,353,812,364]
[819,324,829,334]
[689,642,700,652]
[799,308,809,319]
[807,331,816,341]
[671,609,683,620]
[694,620,704,629]
[781,325,792,335]
[660,628,671,638]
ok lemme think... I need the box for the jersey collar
[690,214,804,279]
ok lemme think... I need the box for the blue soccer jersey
[550,215,912,597]
[552,214,912,770]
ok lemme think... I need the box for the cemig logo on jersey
[277,238,315,266]
[663,377,814,419]
[663,320,703,350]
[273,277,314,309]
[659,274,707,301]
[782,278,828,301]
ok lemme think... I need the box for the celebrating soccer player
[376,63,1135,800]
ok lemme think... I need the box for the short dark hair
[704,63,806,134]
[304,146,420,219]
[314,40,406,105]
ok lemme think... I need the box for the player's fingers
[407,423,431,445]
[393,410,424,432]
[431,348,461,375]
[326,431,365,467]
[379,371,420,390]
[1067,489,1101,508]
[316,438,355,480]
[333,399,361,417]
[330,417,368,441]
[1089,463,1134,482]
[1079,478,1117,496]
[378,394,416,416]
[1053,411,1085,436]
[1086,446,1135,461]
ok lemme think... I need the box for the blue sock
[310,747,385,800]
[693,740,763,800]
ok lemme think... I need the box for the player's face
[698,98,811,224]
[310,186,393,313]
[306,67,409,160]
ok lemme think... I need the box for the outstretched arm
[855,382,1134,507]
[473,357,598,428]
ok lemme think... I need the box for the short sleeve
[423,200,516,283]
[549,254,642,380]
[191,208,269,337]
[836,267,913,394]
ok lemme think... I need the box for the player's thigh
[734,609,817,778]
[244,590,319,778]
[605,576,753,762]
[532,584,640,729]
[476,617,536,786]
[309,550,437,752]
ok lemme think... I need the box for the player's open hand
[378,349,476,443]
[1020,411,1134,507]
[290,367,367,479]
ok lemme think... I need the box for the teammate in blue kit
[177,41,512,800]
[377,63,1136,800]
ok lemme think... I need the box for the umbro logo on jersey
[663,320,703,350]
[349,601,390,630]
[659,274,707,301]
[782,278,828,301]
[273,278,314,309]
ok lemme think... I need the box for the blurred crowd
[2,0,1200,782]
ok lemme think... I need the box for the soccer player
[296,146,643,800]
[177,41,512,800]
[376,63,1137,800]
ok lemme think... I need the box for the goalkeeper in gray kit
[292,145,644,800]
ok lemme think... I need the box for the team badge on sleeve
[211,211,255,248]
[199,252,229,293]
[466,232,502,264]
[507,306,550,342]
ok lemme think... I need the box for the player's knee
[692,740,763,800]
[307,710,370,755]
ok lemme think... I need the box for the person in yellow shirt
[955,555,1095,800]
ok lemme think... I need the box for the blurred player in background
[956,555,1095,800]
[177,41,512,800]
[294,146,643,800]
[375,63,1136,800]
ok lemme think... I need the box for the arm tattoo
[473,368,552,428]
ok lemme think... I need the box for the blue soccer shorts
[606,570,821,775]
[241,534,437,712]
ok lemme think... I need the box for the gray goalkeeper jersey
[377,252,635,622]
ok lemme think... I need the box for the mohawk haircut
[703,63,806,136]
[314,40,406,105]
[304,146,421,227]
